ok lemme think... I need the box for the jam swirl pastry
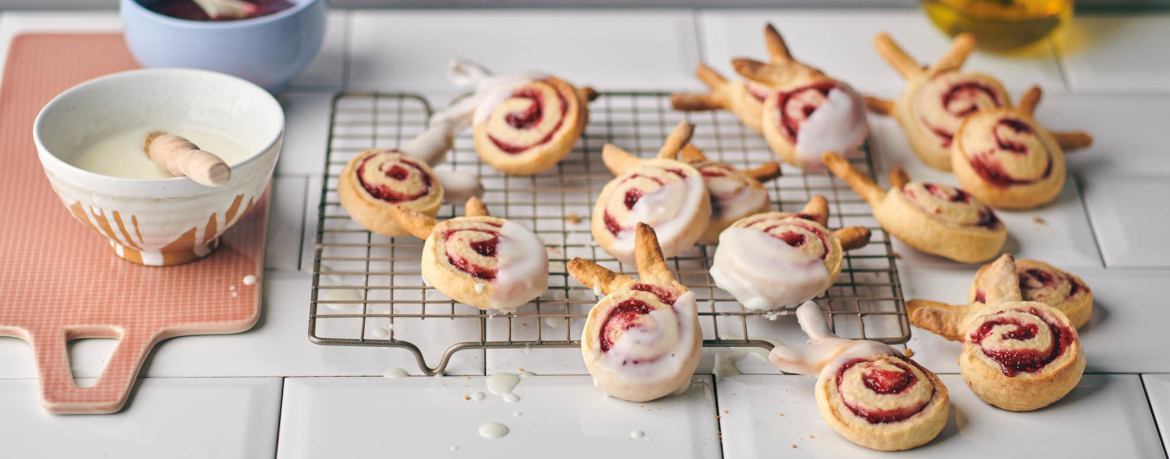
[867,32,1011,171]
[592,121,711,265]
[678,144,782,244]
[823,152,1006,263]
[389,197,548,312]
[911,254,1086,412]
[338,121,484,237]
[910,254,1093,329]
[728,24,869,171]
[709,195,871,311]
[568,223,701,402]
[952,85,1094,209]
[769,302,949,451]
[432,60,597,176]
[670,24,797,134]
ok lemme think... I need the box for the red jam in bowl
[146,0,296,21]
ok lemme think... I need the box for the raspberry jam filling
[904,183,1000,230]
[698,164,750,218]
[487,83,570,155]
[442,223,504,281]
[599,299,653,353]
[630,283,678,304]
[969,308,1074,377]
[836,358,932,424]
[776,80,843,141]
[147,0,294,21]
[356,154,433,203]
[968,118,1052,188]
[922,79,1005,147]
[758,220,830,259]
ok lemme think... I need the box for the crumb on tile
[723,410,728,414]
[1034,217,1048,226]
[893,252,902,259]
[565,212,582,224]
[904,348,915,357]
[463,395,469,400]
[810,435,815,439]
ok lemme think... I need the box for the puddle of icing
[486,372,520,395]
[478,422,509,439]
[383,368,409,379]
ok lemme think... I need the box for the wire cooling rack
[309,92,909,375]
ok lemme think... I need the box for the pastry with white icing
[678,144,782,244]
[592,121,711,265]
[770,302,949,451]
[390,197,548,312]
[823,152,1006,263]
[432,60,597,176]
[568,223,701,402]
[709,195,871,311]
[337,118,484,238]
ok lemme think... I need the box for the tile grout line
[296,175,311,271]
[692,8,707,64]
[1048,34,1073,93]
[1138,375,1170,459]
[1073,172,1109,268]
[272,377,287,459]
[341,9,353,91]
[709,376,728,459]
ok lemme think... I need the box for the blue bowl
[120,0,327,93]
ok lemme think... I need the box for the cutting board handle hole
[66,338,119,388]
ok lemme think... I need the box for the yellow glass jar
[921,0,1074,51]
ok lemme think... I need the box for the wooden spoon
[143,131,231,187]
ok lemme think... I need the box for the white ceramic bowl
[34,68,283,266]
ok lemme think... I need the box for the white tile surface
[348,10,702,92]
[699,10,1066,97]
[1057,14,1170,93]
[0,377,281,459]
[1080,173,1170,267]
[1040,93,1170,175]
[717,373,1163,458]
[276,91,336,176]
[278,375,722,458]
[266,176,309,271]
[902,266,1170,374]
[1141,374,1170,455]
[0,272,484,378]
[288,11,348,89]
[867,115,1101,269]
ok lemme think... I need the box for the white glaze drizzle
[486,372,521,395]
[791,85,868,171]
[596,292,698,388]
[433,170,484,205]
[609,170,706,262]
[768,301,900,377]
[478,422,509,439]
[383,368,409,379]
[432,60,549,128]
[709,227,831,311]
[489,221,550,311]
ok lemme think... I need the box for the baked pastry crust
[679,144,781,244]
[591,121,711,264]
[338,149,444,237]
[823,152,1006,263]
[569,223,702,402]
[910,254,1086,412]
[709,196,871,311]
[869,32,1011,171]
[390,198,549,312]
[951,86,1093,209]
[472,76,595,175]
[771,302,948,451]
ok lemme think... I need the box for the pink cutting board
[0,34,267,414]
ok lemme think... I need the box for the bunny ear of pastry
[577,86,600,103]
[763,23,793,63]
[634,222,676,285]
[864,95,895,115]
[731,58,787,87]
[799,195,830,226]
[1018,85,1043,116]
[567,258,637,296]
[389,205,438,239]
[928,32,977,75]
[874,32,924,80]
[657,121,696,160]
[888,168,912,190]
[1051,130,1094,151]
[602,144,642,176]
[908,300,971,342]
[972,254,1024,305]
[769,302,900,375]
[671,64,733,112]
[679,144,708,163]
[823,152,888,206]
[400,118,461,167]
[834,226,872,251]
[746,161,784,183]
[464,196,491,217]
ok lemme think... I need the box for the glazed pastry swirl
[441,219,505,280]
[956,113,1058,188]
[598,161,706,261]
[355,151,440,204]
[830,356,937,424]
[592,290,698,383]
[900,182,1000,230]
[735,213,831,260]
[479,78,573,155]
[432,216,549,311]
[966,305,1076,377]
[913,72,1008,149]
[766,79,868,169]
[695,162,770,222]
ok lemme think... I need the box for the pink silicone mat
[0,34,267,414]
